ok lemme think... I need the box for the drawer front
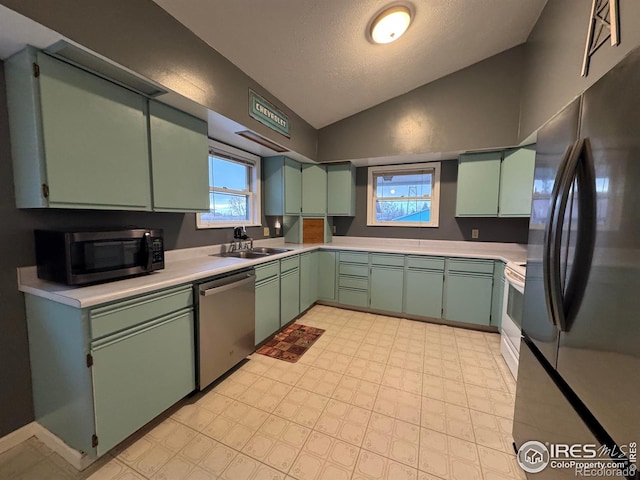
[339,262,369,278]
[339,251,369,264]
[338,275,369,290]
[406,255,445,271]
[90,285,193,339]
[447,258,494,274]
[338,288,368,308]
[370,253,404,267]
[280,255,300,273]
[255,261,279,282]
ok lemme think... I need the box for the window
[196,141,261,228]
[367,162,440,227]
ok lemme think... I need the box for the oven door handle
[504,268,525,292]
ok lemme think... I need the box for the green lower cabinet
[91,309,195,456]
[255,277,280,344]
[338,287,368,308]
[318,250,337,301]
[404,268,444,318]
[444,273,493,325]
[280,269,300,326]
[491,262,506,327]
[370,266,404,313]
[300,251,319,312]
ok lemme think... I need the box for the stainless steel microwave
[34,229,164,286]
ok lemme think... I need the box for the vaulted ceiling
[153,0,547,128]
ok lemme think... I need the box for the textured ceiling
[155,1,547,129]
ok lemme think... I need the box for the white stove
[501,261,526,379]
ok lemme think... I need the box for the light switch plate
[263,227,270,236]
[471,228,479,239]
[333,225,337,234]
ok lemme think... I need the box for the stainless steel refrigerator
[513,47,640,480]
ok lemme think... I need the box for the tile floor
[0,305,524,480]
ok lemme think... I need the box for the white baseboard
[0,422,96,471]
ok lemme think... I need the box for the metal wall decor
[582,0,620,77]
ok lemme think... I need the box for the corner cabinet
[456,146,535,217]
[263,156,301,216]
[6,47,151,210]
[301,164,327,215]
[25,285,196,458]
[149,101,209,212]
[327,163,356,216]
[300,251,319,312]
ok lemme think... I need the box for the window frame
[196,140,262,229]
[366,162,441,227]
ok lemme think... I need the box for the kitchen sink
[214,247,292,259]
[250,247,293,254]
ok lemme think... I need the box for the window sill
[366,222,439,228]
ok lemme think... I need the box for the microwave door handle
[543,142,575,327]
[561,138,597,332]
[144,232,153,271]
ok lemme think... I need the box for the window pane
[211,157,249,191]
[375,172,432,198]
[375,199,431,222]
[200,192,249,222]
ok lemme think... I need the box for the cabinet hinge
[91,434,98,448]
[41,184,49,199]
[32,63,40,77]
[86,353,93,368]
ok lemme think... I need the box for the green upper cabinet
[5,48,151,210]
[456,152,502,217]
[456,146,536,217]
[327,162,356,216]
[149,101,209,212]
[263,156,301,216]
[498,146,536,217]
[301,164,327,215]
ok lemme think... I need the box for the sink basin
[251,247,293,255]
[214,247,292,259]
[218,251,270,259]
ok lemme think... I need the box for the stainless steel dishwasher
[196,269,255,390]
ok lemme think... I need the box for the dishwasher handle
[200,273,255,297]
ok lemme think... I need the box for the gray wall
[0,0,317,160]
[318,45,524,162]
[0,63,272,437]
[519,0,640,140]
[333,164,529,243]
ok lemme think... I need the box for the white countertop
[17,237,527,308]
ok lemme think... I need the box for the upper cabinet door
[301,164,327,215]
[149,101,209,212]
[498,146,536,217]
[263,156,301,216]
[327,163,356,216]
[455,151,502,216]
[37,53,151,210]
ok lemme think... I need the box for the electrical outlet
[471,228,479,239]
[263,227,270,236]
[332,225,337,234]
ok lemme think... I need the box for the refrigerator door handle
[543,142,576,327]
[561,138,597,332]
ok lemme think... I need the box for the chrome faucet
[229,226,253,252]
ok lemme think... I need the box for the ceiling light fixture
[370,5,412,44]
